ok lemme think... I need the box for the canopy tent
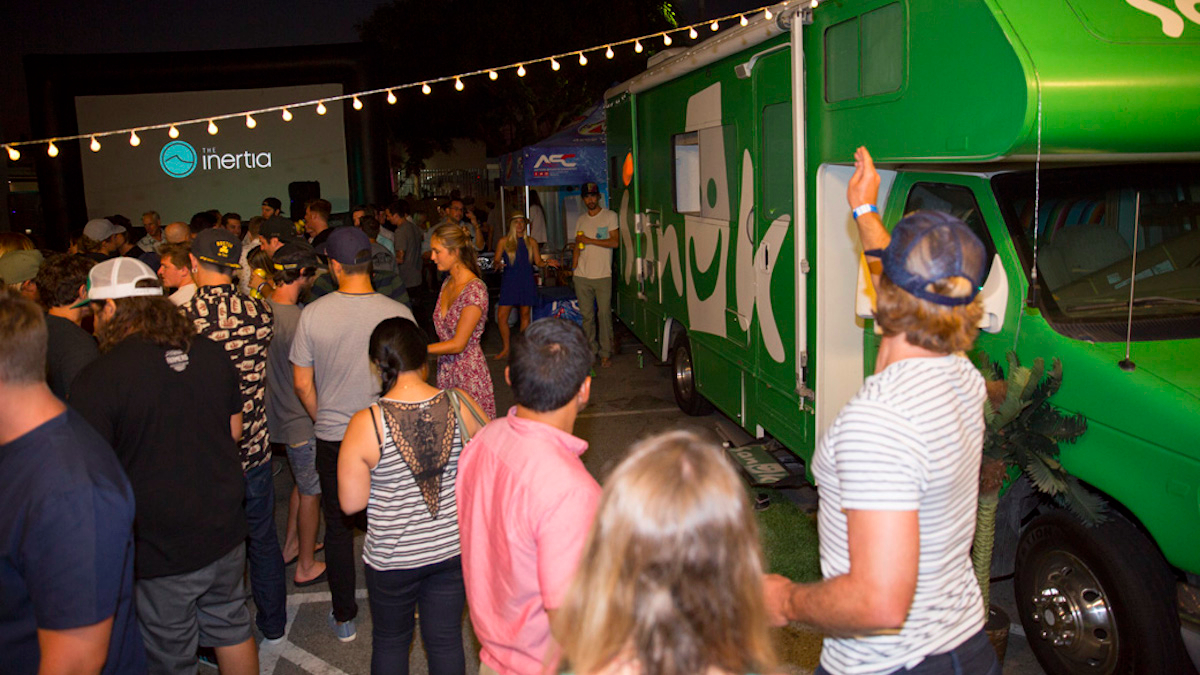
[498,105,608,252]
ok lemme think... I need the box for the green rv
[604,1,1200,672]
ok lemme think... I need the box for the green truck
[605,1,1200,672]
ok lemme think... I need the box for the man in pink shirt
[457,318,601,675]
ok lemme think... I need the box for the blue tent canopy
[500,104,607,188]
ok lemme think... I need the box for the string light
[812,0,819,6]
[90,136,101,152]
[0,3,787,154]
[47,142,58,158]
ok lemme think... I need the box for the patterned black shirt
[184,284,274,471]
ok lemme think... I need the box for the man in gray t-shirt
[289,226,413,639]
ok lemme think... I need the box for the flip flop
[284,544,325,567]
[294,570,327,588]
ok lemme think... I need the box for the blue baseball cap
[865,210,986,306]
[315,226,372,266]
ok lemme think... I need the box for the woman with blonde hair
[494,213,556,360]
[427,222,496,417]
[554,430,776,675]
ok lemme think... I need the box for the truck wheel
[1015,511,1194,675]
[671,334,713,416]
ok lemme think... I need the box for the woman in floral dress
[427,223,497,418]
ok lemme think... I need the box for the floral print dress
[434,277,496,418]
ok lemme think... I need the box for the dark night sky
[0,0,761,144]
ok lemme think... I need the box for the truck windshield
[992,164,1200,341]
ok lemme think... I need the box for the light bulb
[578,52,587,66]
[245,114,256,129]
[5,145,18,161]
[168,125,179,138]
[282,108,293,121]
[90,136,101,152]
[316,101,327,115]
[741,14,749,26]
[488,70,498,80]
[517,64,526,77]
[711,20,719,30]
[387,89,397,104]
[689,26,698,39]
[455,77,464,91]
[47,142,58,157]
[634,40,643,53]
[663,33,672,45]
[551,57,560,71]
[764,7,773,19]
[422,82,432,94]
[130,130,141,146]
[353,96,363,110]
[812,0,818,7]
[605,45,614,59]
[208,120,219,135]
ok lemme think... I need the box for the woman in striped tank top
[339,318,488,675]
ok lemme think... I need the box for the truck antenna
[1118,192,1142,372]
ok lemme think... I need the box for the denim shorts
[285,438,321,496]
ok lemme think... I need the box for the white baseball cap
[83,218,126,241]
[72,257,163,308]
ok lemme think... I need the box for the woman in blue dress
[494,213,556,360]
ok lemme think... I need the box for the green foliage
[978,351,1106,526]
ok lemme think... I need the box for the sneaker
[327,611,356,642]
[261,632,285,647]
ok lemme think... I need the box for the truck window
[992,164,1200,340]
[903,182,996,283]
[824,2,904,103]
[761,103,793,219]
[673,132,700,214]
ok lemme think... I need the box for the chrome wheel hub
[1027,550,1117,672]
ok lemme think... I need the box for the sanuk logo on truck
[1126,0,1200,37]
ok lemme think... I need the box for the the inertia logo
[159,141,273,179]
[160,140,198,178]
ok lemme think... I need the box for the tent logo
[533,153,577,168]
[160,140,198,179]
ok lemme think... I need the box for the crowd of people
[2,147,1000,675]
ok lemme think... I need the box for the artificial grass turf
[753,488,822,583]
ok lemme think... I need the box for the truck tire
[671,334,714,416]
[1014,510,1195,675]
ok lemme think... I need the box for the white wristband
[852,204,879,219]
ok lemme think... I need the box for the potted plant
[973,352,1106,662]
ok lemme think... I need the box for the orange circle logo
[622,152,634,187]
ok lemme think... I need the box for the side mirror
[977,254,1008,334]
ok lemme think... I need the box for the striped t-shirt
[813,354,986,675]
[362,393,463,571]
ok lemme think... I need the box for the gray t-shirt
[396,220,425,289]
[289,291,414,441]
[265,300,313,445]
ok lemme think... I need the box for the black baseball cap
[582,182,601,196]
[315,226,372,266]
[272,242,319,271]
[192,228,242,269]
[262,197,283,211]
[260,215,299,243]
[865,210,986,306]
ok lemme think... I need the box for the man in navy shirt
[0,285,145,674]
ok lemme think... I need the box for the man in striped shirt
[764,147,1000,675]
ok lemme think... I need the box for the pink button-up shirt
[456,408,602,675]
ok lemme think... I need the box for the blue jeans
[244,461,287,639]
[815,630,1001,675]
[365,556,466,675]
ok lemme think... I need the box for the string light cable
[2,2,801,156]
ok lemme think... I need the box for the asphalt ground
[241,318,1047,674]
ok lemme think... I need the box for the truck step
[722,439,810,489]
